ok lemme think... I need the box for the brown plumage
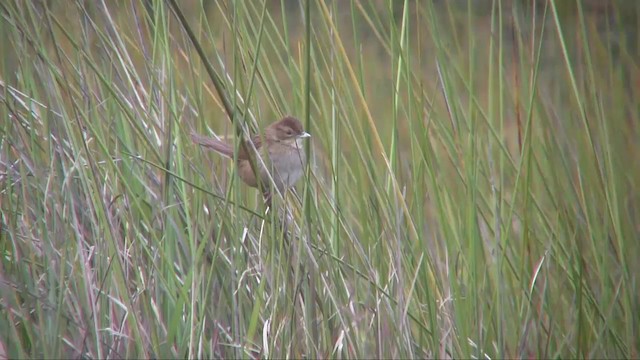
[191,116,310,193]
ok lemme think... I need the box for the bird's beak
[299,132,311,138]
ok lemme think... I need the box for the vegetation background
[1,0,638,358]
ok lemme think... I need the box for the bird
[191,116,310,199]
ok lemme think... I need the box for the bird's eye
[286,129,293,135]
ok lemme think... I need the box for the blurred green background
[1,1,639,358]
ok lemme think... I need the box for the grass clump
[0,0,638,358]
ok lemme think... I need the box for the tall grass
[1,0,638,358]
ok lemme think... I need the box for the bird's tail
[190,132,235,158]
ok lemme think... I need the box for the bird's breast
[267,146,306,190]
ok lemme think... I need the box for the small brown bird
[191,116,310,197]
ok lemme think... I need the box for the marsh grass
[1,0,638,358]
